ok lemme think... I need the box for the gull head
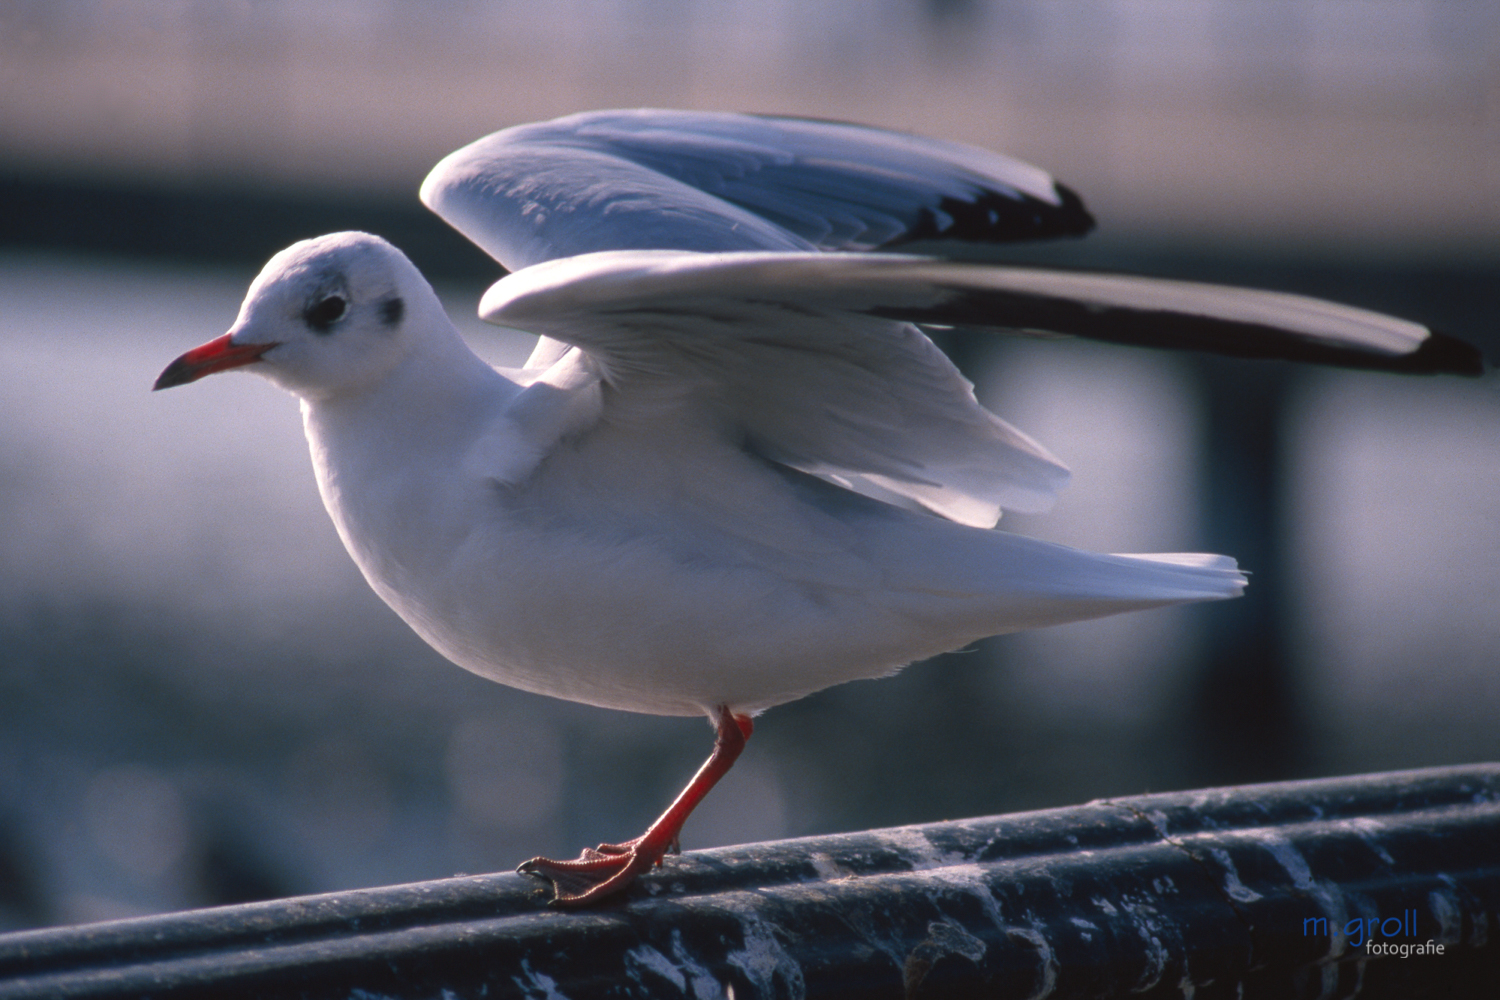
[154,232,435,400]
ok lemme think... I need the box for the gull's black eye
[304,295,348,333]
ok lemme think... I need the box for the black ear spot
[304,295,348,333]
[379,296,405,327]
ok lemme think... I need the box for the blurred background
[2,0,1497,930]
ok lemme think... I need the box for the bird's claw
[518,838,666,907]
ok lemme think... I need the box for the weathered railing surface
[1,764,1495,999]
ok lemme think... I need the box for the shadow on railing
[1,764,1496,999]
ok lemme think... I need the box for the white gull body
[228,233,1246,718]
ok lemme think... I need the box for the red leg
[518,704,754,907]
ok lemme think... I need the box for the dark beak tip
[152,360,193,391]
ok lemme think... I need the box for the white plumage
[155,109,1479,904]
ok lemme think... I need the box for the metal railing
[1,763,1495,998]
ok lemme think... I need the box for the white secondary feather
[483,249,1070,525]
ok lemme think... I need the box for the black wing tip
[872,286,1487,378]
[1410,329,1486,377]
[1051,182,1097,238]
[884,185,1097,250]
[1274,328,1487,377]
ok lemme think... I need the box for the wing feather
[420,109,1093,272]
[868,264,1484,376]
[480,249,1480,526]
[483,250,1072,527]
[423,112,1480,530]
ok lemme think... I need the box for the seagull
[153,109,1484,906]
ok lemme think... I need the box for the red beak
[153,334,278,390]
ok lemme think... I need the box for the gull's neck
[305,312,516,447]
[299,314,521,542]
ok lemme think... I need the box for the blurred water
[1,251,1496,930]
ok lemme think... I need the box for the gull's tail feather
[871,519,1247,635]
[979,542,1247,630]
[1093,550,1246,600]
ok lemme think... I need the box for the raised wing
[494,250,1480,378]
[481,249,1482,526]
[420,109,1093,272]
[427,112,1481,527]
